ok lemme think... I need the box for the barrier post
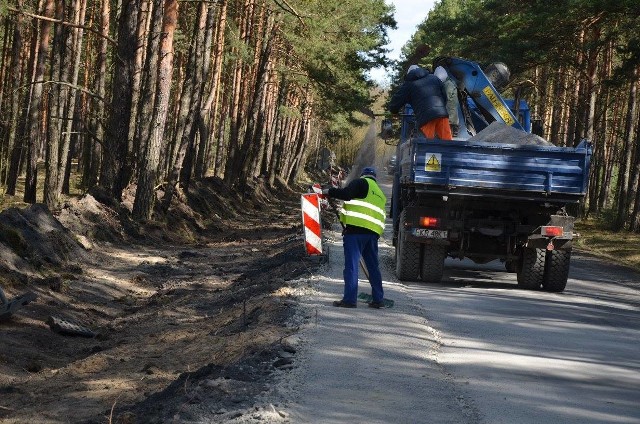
[301,193,324,258]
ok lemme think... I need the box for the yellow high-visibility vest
[340,178,386,235]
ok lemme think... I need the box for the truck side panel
[400,139,591,198]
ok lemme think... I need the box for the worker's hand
[451,124,459,137]
[311,183,330,208]
[311,183,327,198]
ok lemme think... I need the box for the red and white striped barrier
[301,193,323,256]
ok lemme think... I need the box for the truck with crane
[383,57,592,292]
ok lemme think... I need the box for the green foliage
[225,21,254,63]
[395,0,640,83]
[279,0,395,126]
[278,104,303,120]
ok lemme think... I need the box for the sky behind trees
[369,0,436,85]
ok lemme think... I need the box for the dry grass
[574,218,640,271]
[0,162,85,211]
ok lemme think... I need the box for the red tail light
[541,226,563,237]
[420,216,439,228]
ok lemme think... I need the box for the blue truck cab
[387,58,592,292]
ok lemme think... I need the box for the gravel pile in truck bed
[468,121,552,146]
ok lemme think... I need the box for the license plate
[412,229,448,239]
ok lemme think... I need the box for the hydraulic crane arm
[436,57,525,131]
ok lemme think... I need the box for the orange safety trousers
[420,117,452,140]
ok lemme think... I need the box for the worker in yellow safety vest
[322,167,387,308]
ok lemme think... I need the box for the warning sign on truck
[425,153,442,172]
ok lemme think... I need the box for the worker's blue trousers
[342,233,384,304]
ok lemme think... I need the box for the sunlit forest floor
[575,218,640,272]
[0,168,319,422]
[0,162,85,210]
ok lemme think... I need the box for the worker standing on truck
[388,65,452,140]
[321,167,387,309]
[434,66,460,137]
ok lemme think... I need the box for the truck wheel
[517,247,545,290]
[421,244,446,283]
[542,249,571,292]
[396,210,420,281]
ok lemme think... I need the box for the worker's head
[360,167,377,180]
[406,64,420,75]
[434,66,448,82]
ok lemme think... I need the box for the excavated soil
[0,176,322,423]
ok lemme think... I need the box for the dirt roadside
[0,176,322,423]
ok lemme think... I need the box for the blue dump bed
[399,137,592,202]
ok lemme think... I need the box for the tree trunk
[261,71,277,181]
[179,2,210,189]
[4,0,26,187]
[6,2,41,197]
[134,0,161,172]
[200,0,228,178]
[101,0,139,201]
[128,0,152,165]
[588,40,613,216]
[24,0,55,203]
[43,0,62,207]
[83,0,109,189]
[193,4,217,179]
[626,68,640,227]
[58,0,87,194]
[614,78,638,230]
[224,0,253,186]
[599,96,623,212]
[160,1,207,211]
[237,11,274,184]
[44,0,72,208]
[269,77,289,187]
[629,112,640,231]
[267,77,287,187]
[133,0,178,220]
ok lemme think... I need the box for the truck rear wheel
[542,249,571,292]
[517,247,545,290]
[396,210,420,281]
[421,244,446,283]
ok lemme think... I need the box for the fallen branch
[272,0,306,28]
[17,80,107,104]
[7,6,117,47]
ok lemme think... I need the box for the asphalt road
[283,177,640,424]
[414,252,640,424]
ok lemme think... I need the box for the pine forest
[1,0,640,232]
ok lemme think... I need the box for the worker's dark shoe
[333,300,357,308]
[368,301,385,309]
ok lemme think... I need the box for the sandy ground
[0,120,397,423]
[0,177,322,424]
